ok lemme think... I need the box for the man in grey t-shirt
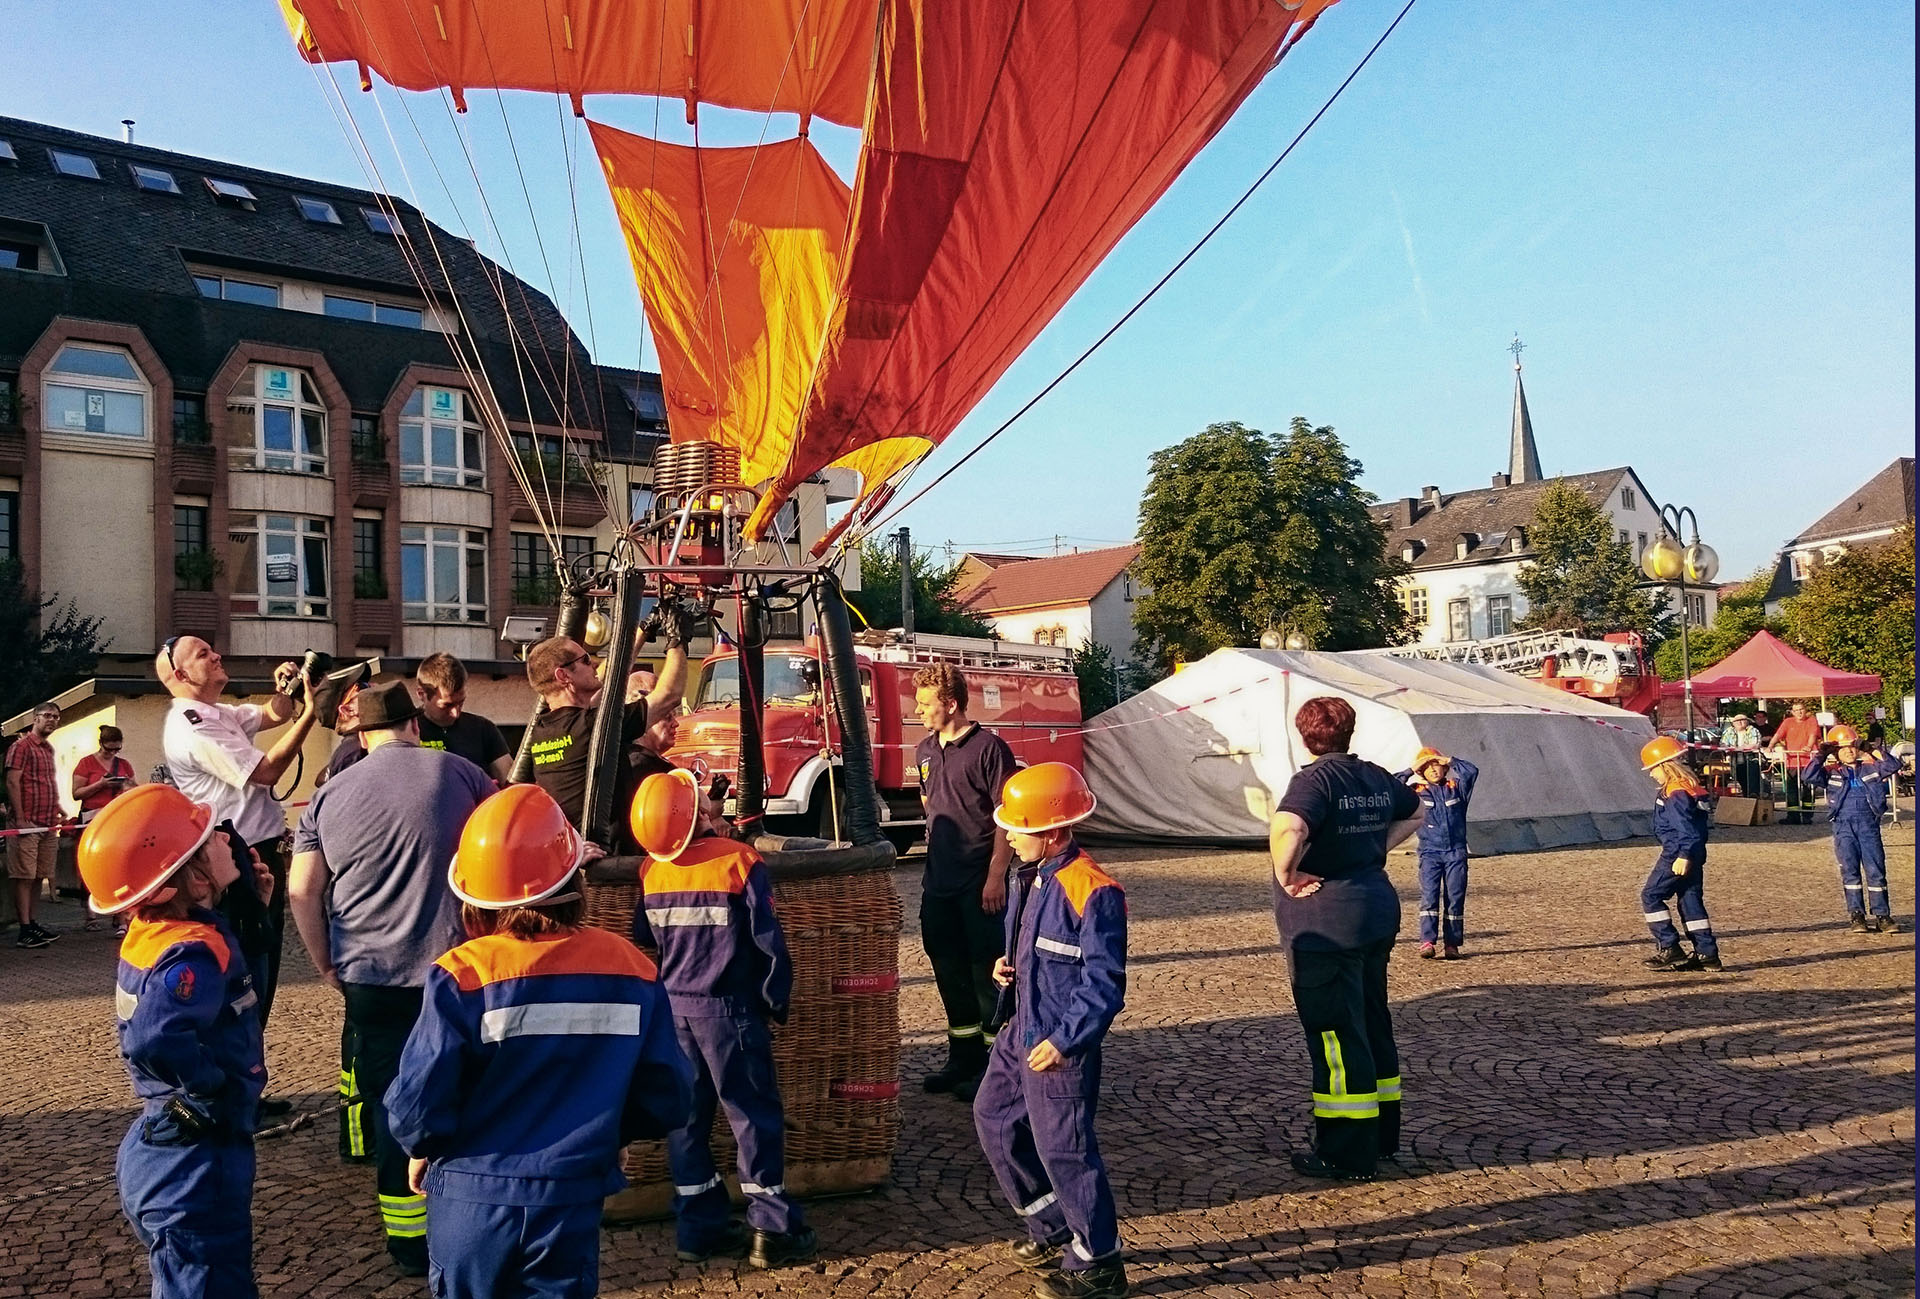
[287,681,492,1278]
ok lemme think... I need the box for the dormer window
[130,164,181,194]
[296,196,342,224]
[1455,534,1479,560]
[0,141,18,164]
[1400,540,1423,564]
[363,207,399,235]
[49,149,100,180]
[206,178,258,209]
[1509,528,1527,553]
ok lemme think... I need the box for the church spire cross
[1509,333,1526,370]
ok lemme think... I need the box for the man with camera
[158,636,321,1043]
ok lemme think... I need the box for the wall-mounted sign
[263,368,294,399]
[265,554,298,584]
[430,388,456,417]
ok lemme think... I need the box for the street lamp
[1260,624,1312,652]
[1640,505,1719,735]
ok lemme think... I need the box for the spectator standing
[414,653,512,781]
[1267,697,1423,1181]
[913,663,1017,1102]
[158,637,318,1037]
[1772,702,1825,824]
[73,724,138,818]
[1719,714,1764,799]
[287,681,494,1278]
[6,701,65,949]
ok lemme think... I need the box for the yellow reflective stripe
[1315,1030,1380,1117]
[1312,1096,1380,1119]
[380,1192,427,1236]
[1376,1074,1402,1102]
[346,1103,366,1157]
[1321,1031,1346,1099]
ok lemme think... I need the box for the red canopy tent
[1660,630,1883,706]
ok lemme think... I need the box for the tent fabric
[1081,649,1657,855]
[592,125,851,486]
[280,0,879,127]
[1662,630,1882,701]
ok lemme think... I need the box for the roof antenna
[121,119,135,144]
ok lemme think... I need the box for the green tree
[1069,640,1120,717]
[1780,527,1915,720]
[846,542,997,638]
[0,560,110,720]
[1131,418,1411,677]
[1516,481,1673,639]
[1652,567,1782,681]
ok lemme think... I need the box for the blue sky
[8,2,1913,578]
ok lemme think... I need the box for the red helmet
[1640,735,1688,770]
[630,769,701,861]
[77,783,215,915]
[993,763,1097,833]
[1826,724,1861,748]
[448,785,584,909]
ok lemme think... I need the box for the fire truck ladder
[1374,628,1637,679]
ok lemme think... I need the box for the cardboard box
[1714,796,1762,826]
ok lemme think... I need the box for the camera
[284,649,335,703]
[286,650,372,730]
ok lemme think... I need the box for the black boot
[1849,912,1872,933]
[1011,1238,1065,1271]
[1035,1259,1128,1299]
[1875,914,1905,934]
[677,1221,750,1263]
[924,1033,987,1095]
[1644,945,1701,972]
[747,1225,819,1269]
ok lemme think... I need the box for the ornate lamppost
[1639,507,1719,735]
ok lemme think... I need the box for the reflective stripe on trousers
[1312,1030,1380,1120]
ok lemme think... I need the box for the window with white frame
[400,387,484,488]
[1788,552,1810,581]
[42,343,148,440]
[1687,593,1706,625]
[1488,595,1513,637]
[229,365,326,473]
[194,274,280,308]
[228,514,329,617]
[510,532,592,605]
[1398,585,1430,626]
[323,294,425,329]
[1447,598,1471,642]
[401,525,488,623]
[629,485,655,522]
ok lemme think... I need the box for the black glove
[635,608,665,645]
[661,601,697,650]
[161,1094,219,1141]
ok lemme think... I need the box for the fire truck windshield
[694,654,823,709]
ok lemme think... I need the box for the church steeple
[1508,334,1542,483]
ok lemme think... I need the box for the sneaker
[1012,1238,1065,1271]
[1416,943,1436,959]
[747,1225,818,1270]
[1289,1152,1375,1182]
[1849,912,1872,934]
[1643,946,1701,972]
[1694,955,1724,972]
[677,1221,750,1264]
[1875,915,1905,934]
[1035,1259,1128,1299]
[1441,945,1461,960]
[30,923,59,943]
[14,927,51,950]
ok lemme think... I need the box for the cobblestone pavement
[2,821,1912,1298]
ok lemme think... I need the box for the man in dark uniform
[1268,696,1423,1181]
[914,663,1017,1102]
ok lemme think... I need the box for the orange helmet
[448,785,584,909]
[1412,747,1447,774]
[630,769,701,861]
[1639,735,1688,770]
[1827,724,1861,748]
[994,762,1097,833]
[77,783,216,915]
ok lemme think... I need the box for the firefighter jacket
[1000,841,1127,1058]
[1803,751,1901,823]
[631,836,792,1021]
[1653,785,1711,865]
[384,927,693,1207]
[1395,757,1478,857]
[115,908,266,1141]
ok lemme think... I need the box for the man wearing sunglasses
[157,635,321,1041]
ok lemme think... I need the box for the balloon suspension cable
[853,0,1422,548]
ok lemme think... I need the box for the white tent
[1082,648,1656,854]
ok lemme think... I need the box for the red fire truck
[667,631,1084,849]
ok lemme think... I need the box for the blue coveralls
[632,835,805,1252]
[1803,750,1901,919]
[113,909,266,1299]
[1396,757,1477,948]
[384,927,693,1298]
[972,842,1127,1273]
[1641,785,1718,958]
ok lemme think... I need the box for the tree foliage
[1069,640,1119,718]
[1130,419,1411,677]
[846,542,997,639]
[1652,567,1781,681]
[1780,526,1915,720]
[0,560,110,720]
[1516,481,1673,640]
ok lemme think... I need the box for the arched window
[42,343,149,440]
[229,365,326,473]
[400,386,484,487]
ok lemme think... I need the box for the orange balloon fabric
[592,125,851,486]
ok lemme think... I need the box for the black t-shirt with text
[529,701,650,846]
[915,723,1017,897]
[1273,751,1419,952]
[325,711,509,781]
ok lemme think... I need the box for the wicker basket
[584,846,902,1222]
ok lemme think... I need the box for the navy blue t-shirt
[1273,752,1419,952]
[916,723,1017,897]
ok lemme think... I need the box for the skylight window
[0,141,17,164]
[295,196,341,224]
[206,177,258,208]
[49,149,100,180]
[130,164,180,194]
[362,207,399,235]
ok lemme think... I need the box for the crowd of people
[10,630,1906,1299]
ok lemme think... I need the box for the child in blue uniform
[974,763,1128,1299]
[1396,747,1478,959]
[1637,737,1722,973]
[629,769,816,1269]
[77,785,271,1299]
[1803,725,1905,933]
[384,785,693,1299]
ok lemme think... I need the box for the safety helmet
[1412,747,1447,774]
[1827,724,1861,748]
[448,785,584,909]
[1639,735,1688,771]
[993,762,1097,833]
[630,769,701,861]
[77,783,216,915]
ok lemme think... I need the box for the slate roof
[1789,457,1914,547]
[0,114,666,459]
[1369,468,1634,572]
[959,545,1140,613]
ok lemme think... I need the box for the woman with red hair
[1268,696,1423,1182]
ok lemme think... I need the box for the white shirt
[161,697,288,846]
